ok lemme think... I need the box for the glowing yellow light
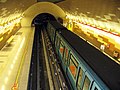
[0,37,3,42]
[10,64,14,69]
[1,85,5,90]
[6,35,14,44]
[115,37,120,44]
[8,70,11,76]
[13,59,16,64]
[5,77,8,84]
[66,12,120,36]
[0,14,23,34]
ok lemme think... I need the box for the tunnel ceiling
[57,0,120,23]
[0,0,120,23]
[0,0,36,18]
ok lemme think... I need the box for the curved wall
[21,2,66,27]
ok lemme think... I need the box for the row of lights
[65,12,120,44]
[65,12,120,36]
[1,37,25,90]
[0,13,24,34]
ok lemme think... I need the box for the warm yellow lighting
[0,37,3,42]
[65,12,120,54]
[65,12,120,35]
[6,35,14,44]
[13,59,16,64]
[13,37,25,64]
[8,70,11,76]
[10,64,14,69]
[5,77,8,84]
[115,37,120,44]
[1,85,5,90]
[76,21,120,45]
[0,13,23,34]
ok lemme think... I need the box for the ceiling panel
[57,0,120,23]
[0,0,120,24]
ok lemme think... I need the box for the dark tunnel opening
[32,13,63,28]
[32,13,56,27]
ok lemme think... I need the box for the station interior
[0,0,120,90]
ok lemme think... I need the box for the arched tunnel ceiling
[0,0,120,23]
[0,0,36,17]
[21,2,65,26]
[57,0,120,23]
